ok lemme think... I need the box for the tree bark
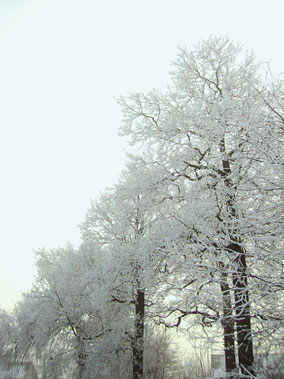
[133,288,145,379]
[77,336,87,379]
[219,269,237,373]
[220,139,254,375]
[230,242,254,376]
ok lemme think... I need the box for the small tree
[7,243,123,378]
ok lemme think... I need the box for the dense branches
[119,36,284,376]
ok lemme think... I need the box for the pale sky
[0,0,283,309]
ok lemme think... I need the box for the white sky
[0,0,283,309]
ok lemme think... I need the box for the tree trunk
[230,242,254,376]
[133,288,145,379]
[219,269,237,373]
[220,139,254,375]
[77,337,87,379]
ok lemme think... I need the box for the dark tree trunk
[77,337,87,379]
[133,288,145,379]
[78,360,86,379]
[230,243,254,376]
[219,269,237,373]
[220,139,254,375]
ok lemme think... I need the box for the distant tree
[8,243,125,378]
[0,309,18,369]
[143,327,179,379]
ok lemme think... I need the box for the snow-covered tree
[81,163,165,379]
[9,242,126,378]
[118,36,284,376]
[0,309,18,370]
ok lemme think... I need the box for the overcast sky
[0,0,283,309]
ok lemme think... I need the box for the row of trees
[1,37,283,378]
